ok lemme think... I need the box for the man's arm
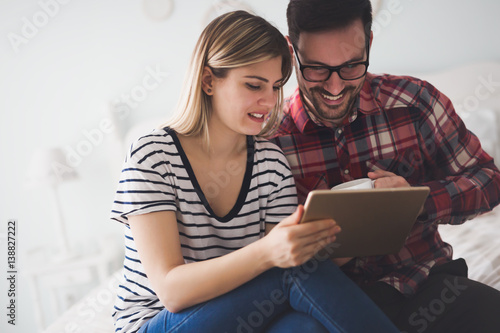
[409,82,500,225]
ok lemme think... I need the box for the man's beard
[302,84,361,125]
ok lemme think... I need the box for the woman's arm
[129,206,339,313]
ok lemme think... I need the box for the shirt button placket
[335,128,350,180]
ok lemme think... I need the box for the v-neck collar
[167,128,255,222]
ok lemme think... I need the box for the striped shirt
[270,74,500,295]
[110,127,297,333]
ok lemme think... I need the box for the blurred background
[1,0,499,331]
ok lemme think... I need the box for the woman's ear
[202,66,214,95]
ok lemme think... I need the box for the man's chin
[318,110,349,125]
[302,88,352,124]
[313,100,349,122]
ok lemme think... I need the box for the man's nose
[323,71,345,95]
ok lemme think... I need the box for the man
[270,0,500,332]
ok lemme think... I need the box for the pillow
[459,107,499,165]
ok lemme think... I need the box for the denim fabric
[264,310,329,333]
[138,259,398,333]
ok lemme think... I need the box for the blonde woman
[110,11,399,333]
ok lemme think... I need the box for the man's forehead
[296,29,367,64]
[296,19,366,55]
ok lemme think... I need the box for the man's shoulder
[368,72,427,86]
[364,73,444,112]
[369,72,443,95]
[272,89,305,136]
[271,113,301,138]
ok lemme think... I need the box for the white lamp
[25,147,78,261]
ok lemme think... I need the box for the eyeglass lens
[303,63,367,81]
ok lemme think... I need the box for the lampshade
[25,147,78,188]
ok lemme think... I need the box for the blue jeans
[138,259,398,333]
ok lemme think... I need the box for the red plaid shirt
[270,73,500,295]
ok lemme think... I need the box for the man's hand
[330,171,411,267]
[368,170,410,188]
[368,170,426,217]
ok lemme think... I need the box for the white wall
[0,0,499,331]
[370,0,500,74]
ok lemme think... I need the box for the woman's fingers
[293,219,339,237]
[267,214,342,267]
[278,205,305,227]
[285,222,341,264]
[292,235,339,265]
[299,222,340,245]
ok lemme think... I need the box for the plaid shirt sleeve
[413,80,500,225]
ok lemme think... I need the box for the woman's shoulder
[252,136,291,170]
[126,127,178,162]
[253,136,287,156]
[131,126,172,144]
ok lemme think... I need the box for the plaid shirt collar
[287,73,383,133]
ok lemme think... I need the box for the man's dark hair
[287,0,373,46]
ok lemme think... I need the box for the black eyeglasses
[293,43,369,82]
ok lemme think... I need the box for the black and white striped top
[110,127,297,333]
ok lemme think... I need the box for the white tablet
[300,187,430,258]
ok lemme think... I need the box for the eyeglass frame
[292,37,370,82]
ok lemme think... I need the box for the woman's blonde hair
[161,10,292,144]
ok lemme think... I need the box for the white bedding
[43,270,120,332]
[438,206,500,291]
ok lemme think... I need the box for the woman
[110,10,398,333]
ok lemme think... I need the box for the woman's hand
[262,205,341,268]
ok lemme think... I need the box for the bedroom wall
[1,0,499,331]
